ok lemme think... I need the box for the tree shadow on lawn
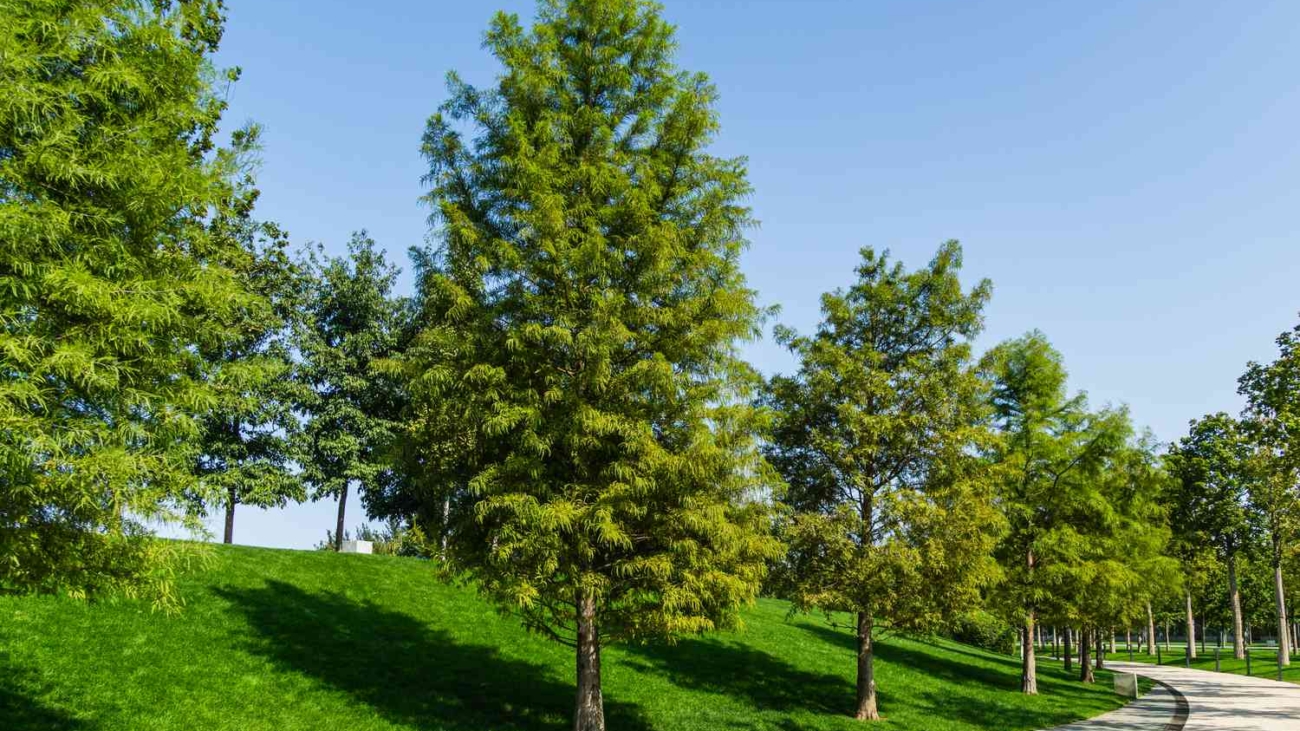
[798,624,1124,729]
[619,632,855,717]
[0,667,94,731]
[217,581,650,731]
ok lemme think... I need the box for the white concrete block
[1113,671,1139,698]
[340,540,373,554]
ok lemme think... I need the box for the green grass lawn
[1054,641,1300,683]
[2,544,1143,731]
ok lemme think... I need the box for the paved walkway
[1047,661,1300,730]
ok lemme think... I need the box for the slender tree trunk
[440,496,451,555]
[1095,630,1105,669]
[856,609,880,720]
[223,487,237,544]
[1146,602,1156,655]
[1079,627,1095,683]
[574,593,604,731]
[1229,555,1246,659]
[1052,626,1059,658]
[334,482,349,551]
[1186,591,1198,659]
[1126,627,1132,653]
[1063,627,1073,674]
[1163,619,1170,651]
[1275,555,1291,666]
[1022,612,1038,695]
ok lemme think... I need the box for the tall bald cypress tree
[408,2,780,729]
[0,0,271,604]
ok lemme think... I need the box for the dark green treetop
[296,232,409,550]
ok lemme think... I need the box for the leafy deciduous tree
[297,233,408,550]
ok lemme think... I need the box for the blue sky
[200,0,1300,549]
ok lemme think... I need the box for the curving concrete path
[1046,661,1300,730]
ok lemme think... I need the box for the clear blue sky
[198,0,1300,549]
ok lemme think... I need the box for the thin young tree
[981,332,1131,693]
[196,193,306,545]
[0,0,273,604]
[296,233,409,550]
[406,3,781,729]
[765,242,1003,719]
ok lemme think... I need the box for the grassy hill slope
[2,544,1136,731]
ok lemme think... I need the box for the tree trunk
[334,482,349,551]
[574,593,604,731]
[1146,602,1156,655]
[1079,627,1095,683]
[223,487,237,544]
[1095,630,1105,669]
[1126,627,1132,653]
[440,496,451,555]
[1275,558,1291,666]
[1022,612,1038,695]
[1163,619,1170,651]
[1063,626,1073,673]
[855,609,880,720]
[1229,555,1246,659]
[1186,591,1197,659]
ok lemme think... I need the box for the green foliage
[946,609,1017,655]
[1166,414,1253,562]
[981,332,1176,683]
[764,241,1003,715]
[0,544,1149,731]
[405,1,781,723]
[0,0,265,605]
[1239,321,1300,565]
[296,232,409,547]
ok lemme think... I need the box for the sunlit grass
[2,544,1141,730]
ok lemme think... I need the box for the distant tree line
[4,2,1300,731]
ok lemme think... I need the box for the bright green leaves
[0,0,267,607]
[405,0,779,663]
[982,333,1176,640]
[765,241,1002,635]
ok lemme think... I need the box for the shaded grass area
[2,544,1139,730]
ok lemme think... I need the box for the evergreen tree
[981,332,1131,691]
[764,242,1003,719]
[0,0,269,603]
[407,2,780,729]
[1166,413,1254,658]
[296,232,409,551]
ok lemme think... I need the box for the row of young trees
[1163,322,1300,667]
[3,3,1297,731]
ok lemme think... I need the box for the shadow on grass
[620,633,854,717]
[0,669,92,731]
[217,581,649,731]
[797,624,1127,729]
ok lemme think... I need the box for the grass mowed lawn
[1082,642,1300,683]
[3,545,1139,731]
